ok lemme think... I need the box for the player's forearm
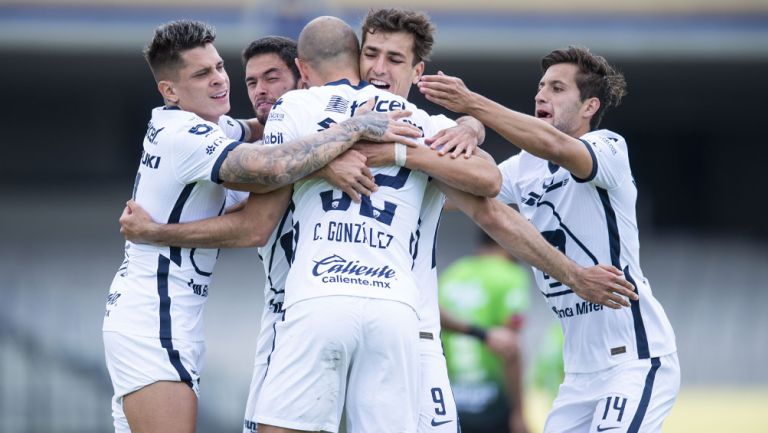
[217,120,365,185]
[148,214,263,249]
[407,146,501,197]
[503,346,525,423]
[439,307,472,334]
[467,95,569,162]
[456,115,486,146]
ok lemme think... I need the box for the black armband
[466,325,488,342]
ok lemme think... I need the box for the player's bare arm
[120,187,291,248]
[419,72,594,179]
[426,115,486,158]
[352,143,501,197]
[438,182,636,308]
[218,108,420,191]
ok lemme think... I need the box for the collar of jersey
[163,105,181,111]
[324,78,370,90]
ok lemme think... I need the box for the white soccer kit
[102,107,243,431]
[497,129,679,432]
[255,79,444,433]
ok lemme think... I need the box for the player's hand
[318,150,377,203]
[352,141,394,167]
[426,123,478,159]
[349,98,422,147]
[485,326,520,361]
[119,199,158,244]
[570,264,638,308]
[418,71,476,114]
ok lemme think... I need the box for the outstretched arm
[119,187,292,248]
[352,143,501,197]
[436,181,637,308]
[418,73,593,179]
[218,108,421,192]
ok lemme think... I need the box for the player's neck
[318,68,362,87]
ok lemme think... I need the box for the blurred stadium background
[1,0,767,431]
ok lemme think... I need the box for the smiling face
[162,43,230,122]
[244,52,299,124]
[535,63,598,138]
[360,31,424,99]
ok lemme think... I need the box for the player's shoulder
[581,129,627,149]
[150,106,221,138]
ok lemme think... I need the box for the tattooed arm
[219,108,421,193]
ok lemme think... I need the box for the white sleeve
[496,154,522,205]
[218,115,247,141]
[427,114,458,136]
[172,121,242,184]
[576,130,631,189]
[262,92,309,144]
[225,189,249,208]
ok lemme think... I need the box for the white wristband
[394,143,407,167]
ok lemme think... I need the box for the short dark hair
[144,19,216,81]
[241,36,300,82]
[541,46,627,129]
[361,8,435,65]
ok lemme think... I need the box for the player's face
[535,63,590,137]
[360,31,424,99]
[245,53,299,124]
[171,44,230,123]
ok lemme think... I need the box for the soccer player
[102,20,420,433]
[419,46,680,433]
[438,231,531,433]
[251,16,480,433]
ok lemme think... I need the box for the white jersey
[497,129,676,373]
[103,106,243,341]
[412,116,456,342]
[263,79,441,311]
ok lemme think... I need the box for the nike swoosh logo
[596,426,620,432]
[431,419,452,427]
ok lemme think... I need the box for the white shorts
[544,352,680,433]
[255,296,420,433]
[417,338,459,433]
[103,331,204,433]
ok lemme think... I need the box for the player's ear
[295,58,311,85]
[158,80,179,104]
[583,97,600,118]
[412,61,425,85]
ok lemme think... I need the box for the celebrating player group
[105,8,679,433]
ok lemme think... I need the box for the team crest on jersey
[325,95,349,113]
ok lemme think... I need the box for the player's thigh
[346,299,420,433]
[588,354,680,433]
[104,331,203,432]
[123,380,197,433]
[255,297,362,433]
[417,348,458,433]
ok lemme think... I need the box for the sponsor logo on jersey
[324,95,349,113]
[141,150,161,169]
[187,278,209,297]
[551,300,603,318]
[263,131,284,145]
[312,254,394,288]
[313,221,394,249]
[430,419,452,427]
[145,121,164,144]
[349,95,406,116]
[106,292,121,305]
[268,111,284,122]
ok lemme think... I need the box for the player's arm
[303,149,377,203]
[436,181,637,308]
[418,73,593,179]
[351,142,501,197]
[119,187,291,248]
[238,118,265,143]
[218,106,421,192]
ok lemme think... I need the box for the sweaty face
[245,53,298,124]
[171,43,230,123]
[534,63,589,136]
[360,31,424,99]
